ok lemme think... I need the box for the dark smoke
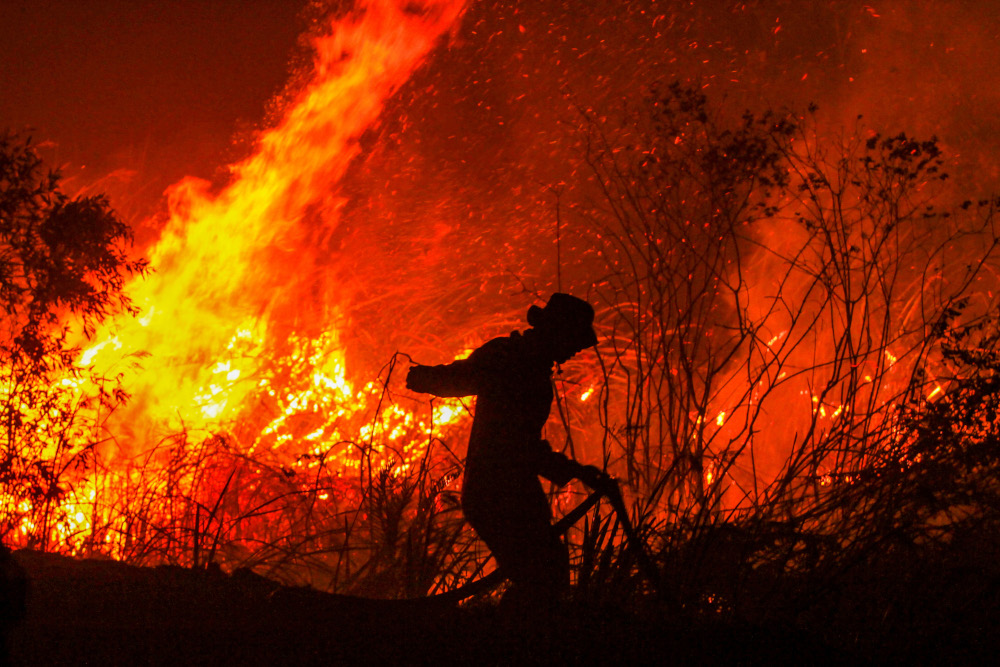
[327,0,1000,367]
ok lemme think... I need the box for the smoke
[0,0,307,243]
[3,0,998,452]
[326,0,1000,368]
[5,0,996,341]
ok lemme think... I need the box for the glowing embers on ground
[245,332,468,475]
[31,330,470,557]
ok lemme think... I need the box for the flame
[9,0,978,576]
[82,0,468,433]
[12,0,470,555]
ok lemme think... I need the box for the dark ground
[3,550,852,666]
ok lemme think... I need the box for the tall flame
[86,0,468,435]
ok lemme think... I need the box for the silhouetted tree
[0,132,147,546]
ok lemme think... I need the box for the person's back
[461,332,551,475]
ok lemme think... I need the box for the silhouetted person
[406,293,603,611]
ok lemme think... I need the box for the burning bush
[6,7,1000,657]
[569,81,995,516]
[563,83,1000,657]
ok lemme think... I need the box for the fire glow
[93,0,468,431]
[7,0,472,556]
[3,1,996,603]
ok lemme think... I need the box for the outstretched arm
[406,337,508,398]
[405,358,481,398]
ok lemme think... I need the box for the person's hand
[576,464,612,493]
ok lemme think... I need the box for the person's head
[526,293,598,363]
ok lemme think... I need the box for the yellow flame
[15,1,471,554]
[81,0,469,436]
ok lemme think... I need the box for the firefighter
[405,293,604,609]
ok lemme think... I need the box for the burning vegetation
[3,0,1000,661]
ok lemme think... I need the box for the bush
[566,83,1000,653]
[0,132,147,547]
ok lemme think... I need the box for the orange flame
[84,0,468,434]
[8,1,471,554]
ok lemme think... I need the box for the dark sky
[0,0,305,214]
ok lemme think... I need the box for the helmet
[526,293,599,349]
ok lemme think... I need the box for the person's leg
[465,479,569,609]
[496,520,569,613]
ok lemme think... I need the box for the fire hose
[424,475,660,605]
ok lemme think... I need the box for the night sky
[0,0,305,223]
[3,1,998,214]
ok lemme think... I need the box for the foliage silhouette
[565,82,1000,659]
[0,132,147,546]
[7,83,1000,662]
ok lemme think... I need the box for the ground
[4,550,857,665]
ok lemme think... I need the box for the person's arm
[405,358,481,398]
[532,439,606,489]
[405,339,505,397]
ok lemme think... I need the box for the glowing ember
[5,2,996,603]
